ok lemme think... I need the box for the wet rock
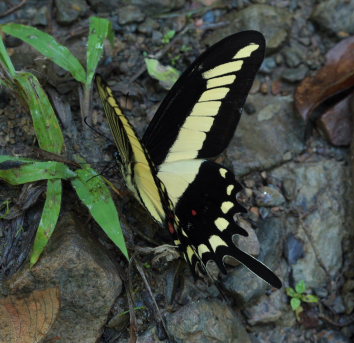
[244,289,289,325]
[282,65,308,83]
[255,186,286,207]
[55,0,89,25]
[117,5,145,25]
[204,5,292,51]
[270,159,349,288]
[316,329,352,343]
[167,299,252,343]
[229,94,304,176]
[259,56,277,74]
[312,0,354,35]
[284,234,304,265]
[5,212,122,343]
[131,0,185,16]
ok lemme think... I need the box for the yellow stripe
[183,116,215,132]
[206,75,236,89]
[197,244,210,257]
[221,201,233,214]
[198,87,230,102]
[190,101,221,116]
[202,61,243,79]
[233,43,260,59]
[226,184,234,195]
[209,235,228,252]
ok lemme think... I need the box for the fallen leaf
[295,36,354,121]
[0,287,60,343]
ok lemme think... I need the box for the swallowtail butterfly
[96,31,282,289]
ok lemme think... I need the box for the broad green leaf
[144,58,180,90]
[15,72,64,153]
[30,179,62,266]
[285,287,296,297]
[295,280,306,294]
[0,35,15,77]
[0,160,76,185]
[302,294,319,303]
[290,297,301,311]
[71,164,128,259]
[86,17,113,85]
[1,23,86,83]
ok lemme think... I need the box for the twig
[0,0,27,18]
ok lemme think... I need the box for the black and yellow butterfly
[96,30,282,289]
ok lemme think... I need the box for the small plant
[161,30,176,44]
[286,280,319,320]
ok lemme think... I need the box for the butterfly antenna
[83,116,113,143]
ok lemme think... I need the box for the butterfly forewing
[142,30,265,166]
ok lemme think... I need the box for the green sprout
[286,280,319,321]
[0,17,128,266]
[161,30,176,44]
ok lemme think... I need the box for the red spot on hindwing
[168,222,175,234]
[191,209,197,216]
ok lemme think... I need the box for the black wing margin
[142,30,265,166]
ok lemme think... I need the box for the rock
[204,5,292,51]
[229,94,304,176]
[5,212,122,343]
[281,65,308,83]
[32,6,49,26]
[255,186,286,207]
[284,234,305,265]
[270,159,349,288]
[312,0,354,35]
[283,41,308,68]
[117,5,145,25]
[316,329,352,343]
[259,56,277,74]
[167,299,252,343]
[244,289,288,325]
[55,0,89,25]
[131,0,185,16]
[87,0,120,12]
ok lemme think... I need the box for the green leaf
[71,164,128,259]
[290,297,301,311]
[301,294,319,303]
[30,179,62,266]
[0,34,15,77]
[144,58,180,90]
[1,23,86,83]
[286,287,296,297]
[86,17,113,85]
[162,30,176,44]
[15,72,64,153]
[0,155,37,163]
[0,160,76,185]
[295,280,306,294]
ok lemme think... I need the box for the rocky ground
[0,0,354,342]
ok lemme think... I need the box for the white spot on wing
[214,217,229,231]
[209,235,228,252]
[221,201,233,214]
[197,244,210,257]
[219,168,227,178]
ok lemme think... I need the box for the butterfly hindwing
[142,30,265,166]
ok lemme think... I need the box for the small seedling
[286,280,319,321]
[161,30,176,44]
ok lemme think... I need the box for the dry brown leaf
[0,287,60,343]
[295,36,354,121]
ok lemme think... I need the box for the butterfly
[96,30,282,289]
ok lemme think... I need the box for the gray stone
[281,65,308,83]
[117,5,145,25]
[312,0,354,35]
[167,299,252,343]
[283,42,308,68]
[131,0,185,16]
[87,0,120,12]
[244,289,289,325]
[5,212,122,343]
[255,186,286,207]
[55,0,89,25]
[317,329,352,343]
[270,159,349,288]
[229,94,304,176]
[204,5,292,51]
